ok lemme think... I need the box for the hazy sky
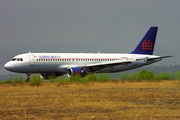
[0,0,179,75]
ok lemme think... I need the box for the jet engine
[67,67,87,77]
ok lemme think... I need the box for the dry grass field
[0,80,180,120]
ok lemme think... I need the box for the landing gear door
[29,54,35,66]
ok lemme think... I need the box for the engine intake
[67,67,87,77]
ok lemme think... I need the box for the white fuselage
[4,27,171,79]
[4,53,161,75]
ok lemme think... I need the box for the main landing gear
[26,73,30,82]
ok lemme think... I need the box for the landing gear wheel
[26,73,31,82]
[26,79,30,82]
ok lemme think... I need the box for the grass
[1,71,180,119]
[0,80,180,119]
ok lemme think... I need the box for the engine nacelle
[67,67,87,77]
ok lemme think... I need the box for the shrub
[49,76,57,83]
[68,73,109,84]
[30,74,43,87]
[119,72,129,80]
[56,77,69,86]
[137,70,155,81]
[69,75,89,84]
[86,73,97,82]
[0,81,3,86]
[176,71,180,80]
[96,73,110,82]
[119,72,137,81]
[3,80,13,84]
[128,73,137,80]
[69,74,82,83]
[155,72,174,80]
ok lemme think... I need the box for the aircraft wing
[136,56,172,61]
[58,56,172,72]
[84,60,132,72]
[57,60,133,73]
[84,56,172,72]
[147,56,172,60]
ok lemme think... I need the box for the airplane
[4,27,171,82]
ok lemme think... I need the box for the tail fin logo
[142,40,153,50]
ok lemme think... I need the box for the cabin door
[29,54,35,66]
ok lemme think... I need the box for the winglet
[130,27,158,55]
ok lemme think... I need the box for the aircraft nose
[4,62,14,71]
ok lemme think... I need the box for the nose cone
[4,62,15,72]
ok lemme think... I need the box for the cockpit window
[11,58,23,61]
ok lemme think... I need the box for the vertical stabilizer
[130,27,158,55]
